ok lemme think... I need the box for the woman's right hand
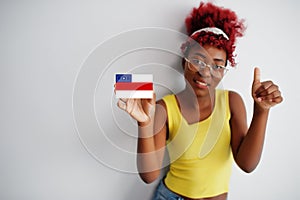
[117,93,156,125]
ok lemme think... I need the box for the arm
[117,95,168,183]
[137,100,168,183]
[230,68,283,173]
[230,91,270,173]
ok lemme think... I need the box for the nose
[198,66,211,77]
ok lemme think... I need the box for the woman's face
[183,44,227,97]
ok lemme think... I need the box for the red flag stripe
[115,82,153,90]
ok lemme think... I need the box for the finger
[117,99,127,110]
[255,81,274,96]
[256,83,278,97]
[141,92,156,106]
[119,98,128,103]
[148,92,156,105]
[259,90,281,101]
[269,95,283,104]
[261,100,278,108]
[260,96,283,108]
[125,99,135,113]
[253,67,261,83]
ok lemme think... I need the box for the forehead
[188,44,226,61]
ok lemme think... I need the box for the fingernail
[257,97,262,102]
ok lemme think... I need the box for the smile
[194,79,210,87]
[196,80,207,86]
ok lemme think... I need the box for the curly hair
[182,2,246,67]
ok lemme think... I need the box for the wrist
[254,102,270,115]
[138,118,152,127]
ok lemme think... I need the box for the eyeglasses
[184,57,228,78]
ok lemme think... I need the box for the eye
[212,65,224,70]
[191,59,206,67]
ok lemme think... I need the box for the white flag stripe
[115,90,153,99]
[132,74,153,82]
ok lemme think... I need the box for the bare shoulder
[155,99,168,121]
[156,98,167,112]
[228,90,243,102]
[156,99,166,108]
[228,90,246,116]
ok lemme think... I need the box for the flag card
[115,74,153,99]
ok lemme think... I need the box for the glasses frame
[184,57,229,78]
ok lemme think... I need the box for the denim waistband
[152,179,184,200]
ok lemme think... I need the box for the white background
[1,0,299,199]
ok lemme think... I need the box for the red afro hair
[183,2,246,66]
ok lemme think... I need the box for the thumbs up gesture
[252,67,283,110]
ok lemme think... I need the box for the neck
[179,87,216,109]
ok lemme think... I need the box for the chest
[180,104,213,125]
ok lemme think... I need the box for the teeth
[196,80,208,86]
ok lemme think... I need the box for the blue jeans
[152,179,184,200]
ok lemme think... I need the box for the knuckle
[279,96,284,103]
[277,90,281,96]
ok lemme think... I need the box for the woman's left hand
[252,67,283,110]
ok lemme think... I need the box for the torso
[162,90,232,199]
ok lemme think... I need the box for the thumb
[142,92,156,112]
[150,92,156,105]
[253,67,261,84]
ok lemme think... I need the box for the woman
[117,2,283,200]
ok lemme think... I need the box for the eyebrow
[191,53,226,64]
[213,58,226,64]
[190,52,206,59]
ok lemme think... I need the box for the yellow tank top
[163,89,232,198]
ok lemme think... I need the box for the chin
[195,86,217,97]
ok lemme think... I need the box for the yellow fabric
[163,90,232,198]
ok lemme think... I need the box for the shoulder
[156,99,167,109]
[228,90,243,103]
[156,94,176,124]
[228,90,246,117]
[156,94,175,110]
[156,97,169,119]
[217,89,244,106]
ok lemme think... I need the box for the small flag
[115,74,153,99]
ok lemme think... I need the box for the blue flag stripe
[116,74,132,83]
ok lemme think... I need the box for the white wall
[1,0,299,199]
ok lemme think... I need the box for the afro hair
[183,2,246,66]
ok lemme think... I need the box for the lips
[194,79,210,88]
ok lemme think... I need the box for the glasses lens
[186,57,228,78]
[212,67,228,77]
[188,62,198,72]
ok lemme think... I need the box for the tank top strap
[162,94,182,142]
[199,89,230,158]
